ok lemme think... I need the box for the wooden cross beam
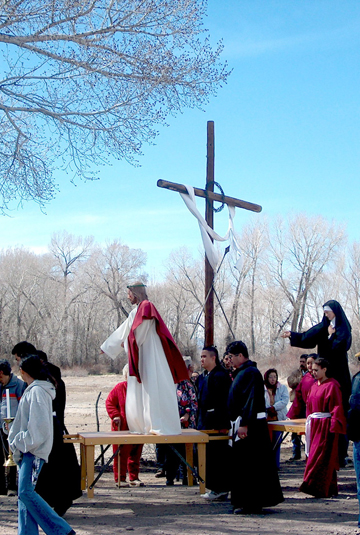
[157,121,262,346]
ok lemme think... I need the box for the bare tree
[0,0,229,210]
[268,214,345,333]
[164,247,204,345]
[47,231,94,364]
[87,240,147,328]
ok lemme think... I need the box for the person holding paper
[227,341,284,515]
[0,359,26,496]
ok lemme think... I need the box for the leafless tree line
[1,214,360,373]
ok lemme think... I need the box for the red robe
[127,300,188,384]
[300,378,346,498]
[287,372,315,419]
[105,381,142,482]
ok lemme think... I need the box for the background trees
[0,0,229,210]
[0,213,358,374]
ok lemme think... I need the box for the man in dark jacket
[227,341,284,514]
[196,346,231,500]
[348,352,360,528]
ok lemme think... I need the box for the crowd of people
[2,286,360,530]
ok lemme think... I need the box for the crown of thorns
[127,283,147,288]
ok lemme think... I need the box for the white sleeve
[11,389,52,454]
[101,308,136,359]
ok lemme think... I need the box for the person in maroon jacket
[105,364,144,487]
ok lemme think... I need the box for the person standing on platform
[227,341,284,514]
[0,359,26,496]
[196,346,231,501]
[106,364,144,487]
[101,282,188,435]
[300,358,346,498]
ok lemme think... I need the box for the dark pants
[164,444,184,483]
[206,440,230,494]
[156,444,166,470]
[291,433,302,459]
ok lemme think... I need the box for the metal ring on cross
[205,181,225,212]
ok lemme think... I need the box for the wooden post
[157,121,262,345]
[205,121,215,346]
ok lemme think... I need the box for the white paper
[6,389,10,418]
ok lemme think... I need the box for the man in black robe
[227,341,284,514]
[34,350,82,516]
[196,346,232,500]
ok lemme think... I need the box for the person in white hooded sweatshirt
[9,355,75,535]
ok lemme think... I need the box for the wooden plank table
[268,418,306,434]
[268,419,306,451]
[76,429,209,498]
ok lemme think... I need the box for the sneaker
[129,479,144,487]
[201,490,228,501]
[155,470,166,478]
[7,490,17,497]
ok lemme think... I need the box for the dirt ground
[1,374,360,535]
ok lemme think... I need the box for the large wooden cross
[157,121,262,346]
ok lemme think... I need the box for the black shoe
[166,480,174,486]
[233,507,262,515]
[55,501,72,517]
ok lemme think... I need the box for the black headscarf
[322,299,352,351]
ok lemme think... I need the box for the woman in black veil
[282,300,351,405]
[282,300,352,464]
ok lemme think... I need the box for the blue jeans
[18,452,73,535]
[353,441,360,527]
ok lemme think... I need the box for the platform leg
[185,443,194,486]
[198,443,206,494]
[86,445,95,498]
[80,443,87,491]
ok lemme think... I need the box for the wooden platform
[69,429,209,498]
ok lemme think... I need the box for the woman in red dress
[300,358,346,498]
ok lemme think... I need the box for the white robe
[101,306,181,435]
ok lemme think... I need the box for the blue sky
[1,1,359,280]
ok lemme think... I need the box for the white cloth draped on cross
[179,185,242,271]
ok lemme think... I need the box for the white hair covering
[122,363,129,380]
